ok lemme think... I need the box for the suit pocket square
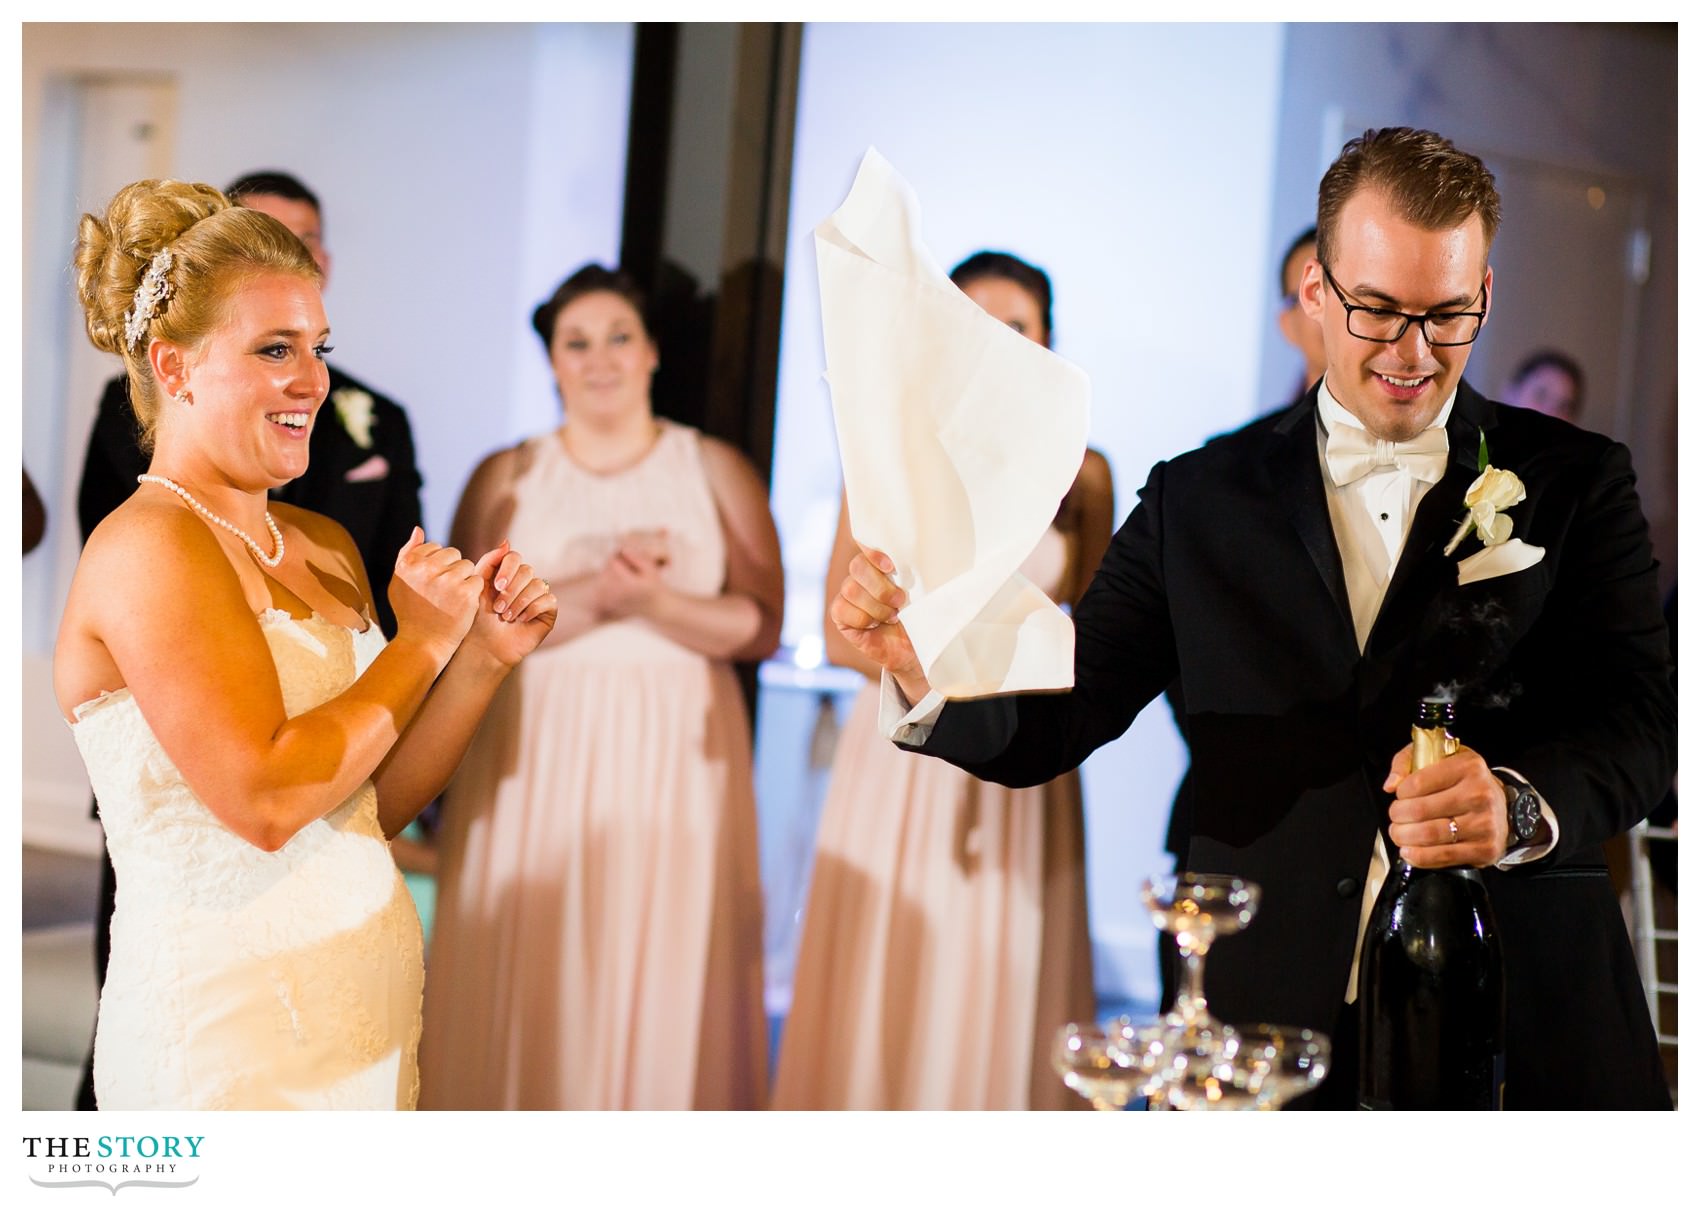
[344,455,390,483]
[1456,537,1544,586]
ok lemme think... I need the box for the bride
[53,178,556,1110]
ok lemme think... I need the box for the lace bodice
[70,610,424,1110]
[70,610,392,903]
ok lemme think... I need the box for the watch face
[1511,789,1541,841]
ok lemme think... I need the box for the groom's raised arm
[830,459,1183,789]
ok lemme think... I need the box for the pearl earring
[174,389,192,405]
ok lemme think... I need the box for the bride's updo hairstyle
[74,178,322,449]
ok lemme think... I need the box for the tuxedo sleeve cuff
[879,672,947,748]
[1493,765,1560,866]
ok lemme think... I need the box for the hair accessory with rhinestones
[123,247,176,350]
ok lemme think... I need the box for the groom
[832,127,1673,1109]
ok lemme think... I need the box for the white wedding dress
[69,609,425,1110]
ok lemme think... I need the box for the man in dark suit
[831,127,1673,1109]
[1160,222,1334,1003]
[73,170,424,1108]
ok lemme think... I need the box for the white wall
[19,22,633,849]
[768,22,1287,1005]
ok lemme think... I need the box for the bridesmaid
[418,264,783,1109]
[774,250,1114,1109]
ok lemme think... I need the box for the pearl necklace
[136,474,285,568]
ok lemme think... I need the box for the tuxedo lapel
[1365,383,1497,657]
[1268,393,1356,648]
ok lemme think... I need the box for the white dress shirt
[1315,381,1556,1000]
[880,377,1557,1003]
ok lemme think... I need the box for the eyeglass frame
[1319,263,1488,347]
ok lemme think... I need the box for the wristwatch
[1499,770,1542,847]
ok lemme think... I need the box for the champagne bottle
[1357,698,1506,1110]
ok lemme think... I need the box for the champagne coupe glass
[1104,1016,1187,1108]
[1160,1023,1331,1111]
[1237,1024,1330,1110]
[1052,1023,1141,1111]
[1142,872,1260,1041]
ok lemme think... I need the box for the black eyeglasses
[1321,264,1486,347]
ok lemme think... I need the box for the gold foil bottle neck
[1412,723,1459,771]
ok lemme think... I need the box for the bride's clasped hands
[387,527,558,673]
[466,537,559,665]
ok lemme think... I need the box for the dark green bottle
[1357,698,1506,1110]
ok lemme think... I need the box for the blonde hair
[73,178,322,449]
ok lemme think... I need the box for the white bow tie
[1325,424,1449,486]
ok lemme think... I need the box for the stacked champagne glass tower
[1053,874,1331,1111]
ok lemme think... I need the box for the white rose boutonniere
[332,388,377,449]
[1441,429,1544,585]
[1443,465,1524,555]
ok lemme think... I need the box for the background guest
[1274,225,1328,406]
[419,264,782,1109]
[772,251,1112,1109]
[1501,348,1583,423]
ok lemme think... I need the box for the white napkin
[815,147,1091,697]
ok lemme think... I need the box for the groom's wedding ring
[1447,817,1460,843]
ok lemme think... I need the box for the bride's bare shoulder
[79,492,232,581]
[57,494,256,717]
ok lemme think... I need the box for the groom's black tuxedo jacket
[910,380,1674,1108]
